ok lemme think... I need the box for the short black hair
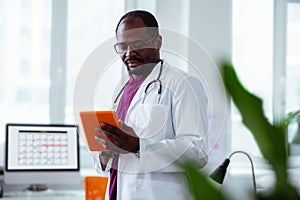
[115,10,159,37]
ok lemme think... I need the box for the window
[286,3,300,113]
[0,0,52,139]
[232,0,274,158]
[0,0,124,145]
[65,0,125,123]
[232,0,300,162]
[286,2,300,147]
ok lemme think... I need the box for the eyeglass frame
[114,34,158,54]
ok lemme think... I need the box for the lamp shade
[209,158,230,184]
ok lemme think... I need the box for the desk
[0,169,104,199]
[1,190,84,200]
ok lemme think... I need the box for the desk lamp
[209,151,257,196]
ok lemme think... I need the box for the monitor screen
[4,124,81,189]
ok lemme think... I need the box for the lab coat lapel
[125,61,164,123]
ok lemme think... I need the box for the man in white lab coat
[95,10,208,200]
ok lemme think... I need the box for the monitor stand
[27,184,48,191]
[12,185,55,198]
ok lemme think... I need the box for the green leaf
[284,110,300,126]
[181,161,228,200]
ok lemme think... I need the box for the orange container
[84,176,108,200]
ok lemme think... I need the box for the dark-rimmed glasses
[114,35,158,54]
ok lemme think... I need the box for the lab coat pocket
[128,104,169,139]
[136,179,191,200]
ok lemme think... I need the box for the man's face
[116,18,161,74]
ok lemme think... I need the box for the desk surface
[1,190,84,200]
[0,169,103,199]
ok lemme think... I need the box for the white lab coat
[97,60,208,200]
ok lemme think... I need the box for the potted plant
[182,61,300,200]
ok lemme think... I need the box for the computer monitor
[4,123,81,191]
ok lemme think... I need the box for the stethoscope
[113,59,163,108]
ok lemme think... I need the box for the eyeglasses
[114,35,157,54]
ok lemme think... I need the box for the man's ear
[154,35,162,49]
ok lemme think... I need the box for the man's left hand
[95,120,139,154]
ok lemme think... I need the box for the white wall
[155,0,232,62]
[188,0,232,62]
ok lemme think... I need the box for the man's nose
[125,45,137,57]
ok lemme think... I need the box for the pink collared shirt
[109,74,146,200]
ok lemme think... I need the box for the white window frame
[49,0,68,123]
[273,0,287,124]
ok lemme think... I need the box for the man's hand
[94,120,139,154]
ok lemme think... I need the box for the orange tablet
[79,110,120,151]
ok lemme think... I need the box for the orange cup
[84,176,108,200]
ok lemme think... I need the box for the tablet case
[79,110,119,151]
